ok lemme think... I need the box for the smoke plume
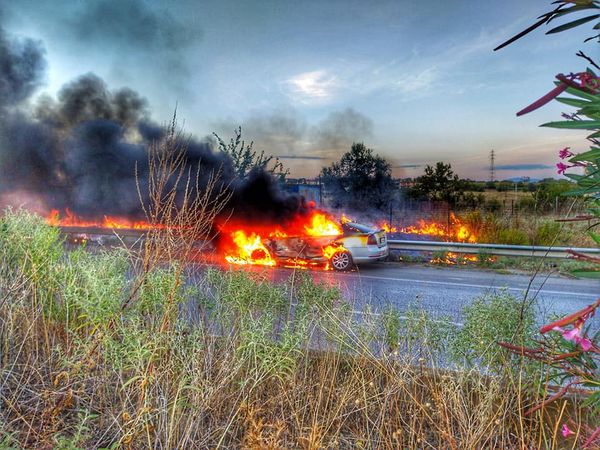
[0,26,309,226]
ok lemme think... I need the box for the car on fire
[265,221,388,271]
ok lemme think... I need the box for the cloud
[495,164,554,171]
[284,70,338,104]
[394,67,437,95]
[392,164,421,169]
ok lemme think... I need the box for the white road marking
[350,309,464,326]
[343,274,598,298]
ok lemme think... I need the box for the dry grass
[0,210,588,449]
[476,189,532,203]
[0,264,547,449]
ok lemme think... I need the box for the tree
[213,127,289,181]
[407,162,463,206]
[320,142,396,211]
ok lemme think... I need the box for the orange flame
[224,230,275,266]
[380,222,397,233]
[398,213,476,243]
[46,209,162,230]
[322,244,340,260]
[304,213,342,237]
[222,211,348,269]
[430,252,496,265]
[340,214,352,224]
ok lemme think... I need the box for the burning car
[222,213,389,271]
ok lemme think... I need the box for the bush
[0,209,64,308]
[484,199,502,213]
[450,290,536,370]
[516,197,536,212]
[496,228,529,245]
[533,220,571,246]
[460,211,499,243]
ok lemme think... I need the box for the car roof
[343,222,377,233]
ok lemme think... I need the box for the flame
[380,222,397,233]
[398,213,476,243]
[46,209,162,230]
[222,211,348,270]
[224,230,275,266]
[322,244,340,260]
[304,213,342,237]
[341,214,352,224]
[269,229,288,238]
[430,252,496,265]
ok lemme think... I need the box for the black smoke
[0,26,309,226]
[0,28,46,105]
[35,74,149,129]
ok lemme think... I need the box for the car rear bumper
[350,245,389,263]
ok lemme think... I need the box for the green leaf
[564,86,599,101]
[571,269,600,279]
[553,4,600,19]
[589,130,600,138]
[540,120,600,130]
[570,147,600,162]
[564,173,585,181]
[547,14,600,34]
[590,232,600,245]
[555,96,591,108]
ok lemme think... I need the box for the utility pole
[489,149,496,183]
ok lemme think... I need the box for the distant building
[284,178,322,206]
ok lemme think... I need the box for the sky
[2,0,596,180]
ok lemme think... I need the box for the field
[477,189,532,203]
[0,210,596,449]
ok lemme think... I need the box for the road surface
[243,262,598,324]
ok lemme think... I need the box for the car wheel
[330,250,352,271]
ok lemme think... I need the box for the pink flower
[562,423,574,438]
[559,147,574,159]
[562,326,581,340]
[556,162,569,174]
[579,337,592,352]
[553,322,593,352]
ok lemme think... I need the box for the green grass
[0,209,592,449]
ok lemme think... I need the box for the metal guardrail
[387,240,600,259]
[59,227,599,259]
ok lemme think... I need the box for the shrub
[484,199,502,212]
[533,220,571,246]
[496,228,529,245]
[516,196,536,212]
[451,290,536,370]
[0,209,63,308]
[62,248,128,327]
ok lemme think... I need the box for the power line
[489,149,495,182]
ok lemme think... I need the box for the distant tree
[533,179,575,211]
[407,162,463,206]
[320,142,396,211]
[213,127,289,181]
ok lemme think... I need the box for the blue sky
[3,0,596,179]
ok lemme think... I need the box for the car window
[342,222,375,234]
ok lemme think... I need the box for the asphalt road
[249,262,598,324]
